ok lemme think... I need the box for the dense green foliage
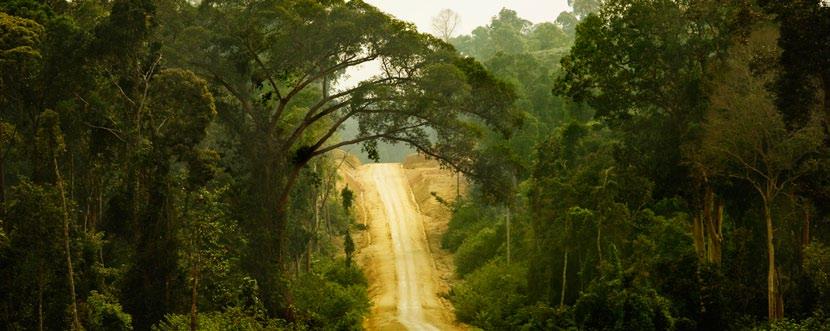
[445,1,830,330]
[0,0,517,330]
[4,0,830,330]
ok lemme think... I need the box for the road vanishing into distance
[359,164,460,331]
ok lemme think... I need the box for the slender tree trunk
[456,172,460,198]
[713,201,724,264]
[506,206,511,265]
[54,156,82,330]
[38,270,44,331]
[0,158,6,217]
[0,124,5,216]
[305,243,312,273]
[704,189,723,265]
[189,258,199,331]
[764,202,783,320]
[0,156,5,217]
[596,218,602,262]
[802,208,811,248]
[822,72,829,125]
[560,249,568,307]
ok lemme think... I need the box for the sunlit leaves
[0,12,44,62]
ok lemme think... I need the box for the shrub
[442,201,494,252]
[573,252,674,331]
[454,226,502,276]
[291,271,370,331]
[152,307,291,331]
[318,258,368,287]
[84,291,132,331]
[450,260,528,329]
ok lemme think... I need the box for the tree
[761,0,830,127]
[697,26,824,320]
[555,11,579,36]
[36,110,82,330]
[165,0,518,317]
[555,0,752,214]
[431,9,461,41]
[569,0,603,19]
[0,12,43,207]
[528,122,628,306]
[2,179,79,330]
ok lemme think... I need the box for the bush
[454,226,502,276]
[450,260,528,329]
[291,272,370,330]
[514,304,577,331]
[84,291,132,331]
[288,258,370,330]
[747,310,830,331]
[803,242,830,304]
[152,307,291,331]
[573,254,674,331]
[442,201,494,252]
[318,258,367,287]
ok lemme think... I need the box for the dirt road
[356,163,462,331]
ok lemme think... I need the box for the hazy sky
[364,0,572,37]
[338,0,571,88]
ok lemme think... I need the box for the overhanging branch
[309,122,428,158]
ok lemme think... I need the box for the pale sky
[364,0,572,37]
[338,1,571,89]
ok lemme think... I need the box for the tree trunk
[764,203,783,320]
[54,156,82,330]
[560,249,568,307]
[0,123,5,216]
[506,206,511,265]
[276,165,304,269]
[0,155,4,217]
[272,164,305,321]
[704,190,723,265]
[596,218,603,262]
[305,243,312,273]
[456,172,460,198]
[692,215,705,261]
[38,270,44,331]
[714,201,724,264]
[822,71,829,125]
[189,260,199,331]
[802,208,811,249]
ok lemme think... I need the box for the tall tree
[164,0,518,317]
[762,0,830,127]
[555,0,752,212]
[697,26,824,320]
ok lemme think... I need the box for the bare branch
[84,122,126,143]
[431,9,461,41]
[103,67,136,106]
[278,53,379,111]
[280,76,411,152]
[379,135,472,176]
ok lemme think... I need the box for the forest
[0,0,829,330]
